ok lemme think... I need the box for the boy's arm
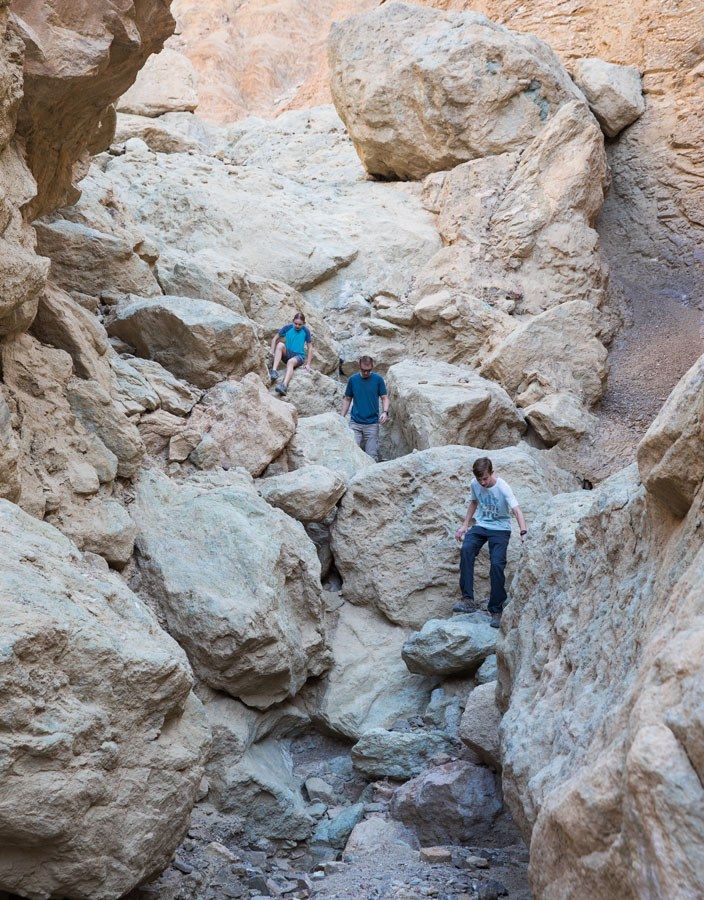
[455,499,478,541]
[512,505,527,540]
[270,325,285,354]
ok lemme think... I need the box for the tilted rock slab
[384,359,525,458]
[0,499,209,899]
[498,462,704,897]
[332,444,576,628]
[108,294,265,388]
[459,681,502,770]
[572,57,645,137]
[131,469,329,709]
[328,2,583,180]
[402,614,497,676]
[258,465,346,523]
[351,728,460,781]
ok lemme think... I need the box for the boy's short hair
[359,355,374,366]
[293,312,306,323]
[472,457,493,478]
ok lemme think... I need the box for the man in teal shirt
[269,312,313,396]
[341,355,389,461]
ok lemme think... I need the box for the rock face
[118,47,200,117]
[332,444,576,627]
[0,500,209,899]
[459,682,502,770]
[287,412,373,481]
[402,615,497,676]
[13,0,176,216]
[131,470,329,709]
[384,360,525,458]
[572,57,645,137]
[328,2,583,179]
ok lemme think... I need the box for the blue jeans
[460,525,510,614]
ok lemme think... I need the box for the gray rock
[313,803,365,850]
[351,727,459,780]
[475,654,498,685]
[459,682,502,770]
[305,777,337,806]
[402,614,497,676]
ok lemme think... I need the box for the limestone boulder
[118,47,199,117]
[637,354,704,518]
[286,370,346,418]
[123,356,202,416]
[107,295,265,388]
[344,817,419,858]
[114,112,213,155]
[302,603,437,740]
[0,499,208,899]
[476,655,498,686]
[287,412,373,481]
[572,58,645,137]
[258,466,346,523]
[351,728,460,781]
[46,499,136,568]
[332,444,577,628]
[131,469,329,708]
[402,614,497,677]
[459,682,502,770]
[390,761,516,847]
[524,392,598,446]
[189,374,297,476]
[328,2,583,180]
[385,359,525,458]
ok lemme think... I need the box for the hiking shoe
[269,368,280,382]
[490,612,502,629]
[275,383,288,396]
[452,599,474,614]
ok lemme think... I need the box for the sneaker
[490,612,502,629]
[275,383,287,396]
[452,599,474,614]
[269,368,280,382]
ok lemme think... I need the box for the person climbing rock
[341,355,389,462]
[453,456,527,628]
[269,312,313,395]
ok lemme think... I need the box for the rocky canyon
[0,1,701,899]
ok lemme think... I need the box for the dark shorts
[282,351,305,367]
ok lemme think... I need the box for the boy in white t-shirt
[453,456,528,628]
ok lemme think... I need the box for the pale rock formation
[524,392,598,446]
[0,388,20,502]
[476,654,498,685]
[47,498,136,568]
[114,111,216,155]
[124,356,203,416]
[13,0,176,216]
[351,728,460,780]
[107,295,265,389]
[390,760,515,847]
[258,466,346,522]
[0,499,209,899]
[131,469,329,709]
[460,681,502,770]
[572,58,645,138]
[384,360,525,458]
[328,2,583,179]
[332,444,577,628]
[118,47,199,117]
[286,371,346,418]
[287,412,373,481]
[188,375,297,476]
[302,603,437,740]
[636,354,704,518]
[344,817,419,857]
[402,615,497,676]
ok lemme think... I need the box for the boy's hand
[303,364,311,372]
[455,525,467,542]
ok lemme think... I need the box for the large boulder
[286,370,346,418]
[328,2,583,180]
[0,499,208,899]
[402,614,497,676]
[189,374,297,476]
[498,463,704,898]
[258,465,346,523]
[301,603,437,740]
[351,728,460,780]
[287,412,373,481]
[130,469,329,709]
[332,444,577,628]
[459,682,502,770]
[385,359,525,457]
[118,47,199,117]
[107,295,265,388]
[390,760,516,847]
[572,58,645,137]
[637,354,704,518]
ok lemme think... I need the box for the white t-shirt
[470,477,518,531]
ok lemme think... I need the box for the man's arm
[341,396,351,417]
[379,378,389,424]
[455,499,478,541]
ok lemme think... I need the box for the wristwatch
[520,529,528,536]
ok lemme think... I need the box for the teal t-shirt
[345,372,387,424]
[279,323,311,357]
[470,477,518,531]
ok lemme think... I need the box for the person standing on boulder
[269,312,313,396]
[453,456,527,628]
[341,355,389,462]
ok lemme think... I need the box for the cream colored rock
[107,295,265,389]
[258,466,346,523]
[118,47,199,117]
[328,3,583,180]
[46,498,137,568]
[0,499,208,899]
[637,353,704,518]
[123,356,202,416]
[302,603,437,740]
[115,112,212,154]
[287,413,373,481]
[286,370,346,418]
[525,392,598,446]
[460,681,502,770]
[189,374,297,476]
[332,444,576,628]
[480,301,609,409]
[0,387,20,502]
[499,464,704,898]
[138,410,189,457]
[385,360,525,458]
[131,469,329,708]
[572,58,644,137]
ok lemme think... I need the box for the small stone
[420,846,452,864]
[205,842,236,862]
[305,776,337,805]
[464,855,490,869]
[311,870,325,880]
[172,858,194,874]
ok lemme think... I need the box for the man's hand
[379,411,389,424]
[455,525,468,542]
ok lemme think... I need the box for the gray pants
[350,421,380,462]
